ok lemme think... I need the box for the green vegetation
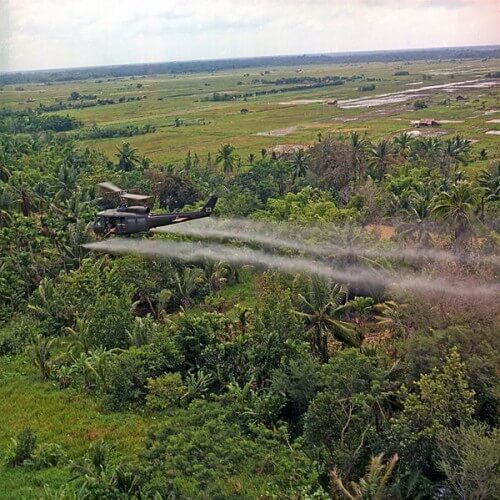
[0,55,499,497]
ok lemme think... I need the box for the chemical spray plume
[84,239,500,298]
[152,218,500,268]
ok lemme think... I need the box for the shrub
[106,334,182,410]
[146,372,187,411]
[32,442,66,469]
[413,99,428,110]
[0,316,40,356]
[358,83,376,91]
[6,427,37,467]
[83,292,133,349]
[437,424,500,499]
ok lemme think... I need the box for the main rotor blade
[122,193,151,201]
[97,181,122,193]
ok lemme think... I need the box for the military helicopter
[92,182,217,236]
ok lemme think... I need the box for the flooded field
[337,79,499,109]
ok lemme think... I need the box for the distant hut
[411,119,441,128]
[270,144,309,160]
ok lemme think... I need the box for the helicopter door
[116,218,126,234]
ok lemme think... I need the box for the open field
[2,58,499,165]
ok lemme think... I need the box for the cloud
[2,0,499,71]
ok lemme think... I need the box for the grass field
[2,58,498,165]
[0,355,152,497]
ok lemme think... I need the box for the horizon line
[2,43,499,76]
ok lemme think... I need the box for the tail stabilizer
[202,196,217,215]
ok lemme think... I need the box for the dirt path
[256,126,298,136]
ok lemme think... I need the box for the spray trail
[153,218,500,268]
[84,239,500,298]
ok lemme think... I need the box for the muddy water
[338,79,499,109]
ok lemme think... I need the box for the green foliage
[216,143,238,177]
[358,83,376,91]
[432,180,480,244]
[391,347,476,477]
[115,142,140,171]
[250,273,307,384]
[28,259,131,335]
[172,312,226,370]
[0,62,499,497]
[32,443,67,470]
[105,332,181,409]
[271,355,322,433]
[413,99,428,110]
[254,187,357,223]
[295,277,358,360]
[399,325,499,426]
[304,349,394,478]
[6,427,37,467]
[126,314,160,347]
[141,399,322,497]
[330,453,399,500]
[82,292,133,349]
[146,372,187,411]
[28,335,56,380]
[437,424,500,499]
[68,440,143,497]
[0,109,81,134]
[0,315,40,355]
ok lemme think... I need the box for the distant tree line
[2,46,499,85]
[72,123,156,140]
[201,80,347,102]
[0,109,81,134]
[256,75,359,85]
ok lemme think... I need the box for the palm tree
[397,186,435,247]
[204,261,231,292]
[412,136,442,170]
[0,185,13,226]
[28,335,56,380]
[349,131,369,184]
[172,267,205,309]
[126,315,160,347]
[115,142,140,172]
[31,181,52,213]
[373,301,407,338]
[442,135,471,177]
[55,165,78,202]
[290,149,310,184]
[0,163,11,182]
[216,144,237,178]
[432,180,480,248]
[368,140,393,181]
[295,278,358,361]
[330,453,399,500]
[477,161,499,220]
[393,132,413,162]
[84,348,121,391]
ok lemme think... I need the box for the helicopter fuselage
[92,196,217,236]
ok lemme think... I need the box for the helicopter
[92,182,217,236]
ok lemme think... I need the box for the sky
[0,0,499,72]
